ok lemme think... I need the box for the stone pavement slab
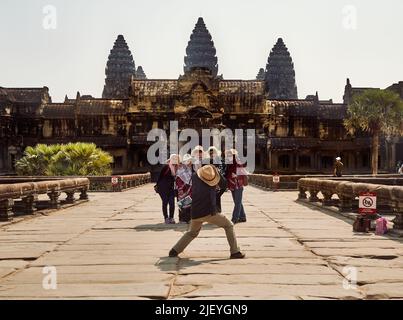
[0,185,402,299]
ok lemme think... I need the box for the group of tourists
[154,145,247,260]
[155,145,248,225]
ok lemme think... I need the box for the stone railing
[249,174,403,190]
[89,173,151,192]
[0,173,151,192]
[0,178,89,221]
[297,178,403,230]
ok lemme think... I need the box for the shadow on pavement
[156,256,229,272]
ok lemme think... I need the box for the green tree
[16,143,113,176]
[14,144,62,175]
[344,89,403,175]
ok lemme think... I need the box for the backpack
[353,216,370,233]
[375,217,388,235]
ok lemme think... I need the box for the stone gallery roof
[268,100,347,119]
[219,80,265,95]
[42,103,75,119]
[268,137,370,150]
[77,99,127,115]
[132,80,178,97]
[132,79,265,97]
[0,87,50,103]
[42,99,127,119]
[317,103,347,119]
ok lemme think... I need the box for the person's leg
[206,214,240,255]
[172,218,204,254]
[231,189,242,222]
[183,207,191,223]
[160,193,168,220]
[168,192,175,220]
[216,192,222,213]
[238,188,246,221]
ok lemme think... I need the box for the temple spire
[135,66,147,79]
[102,35,135,99]
[184,17,218,77]
[265,38,298,99]
[256,68,265,80]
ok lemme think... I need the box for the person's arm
[157,165,168,185]
[218,172,227,191]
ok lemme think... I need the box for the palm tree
[16,143,113,176]
[15,144,62,175]
[344,89,403,175]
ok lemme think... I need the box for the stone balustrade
[249,174,403,190]
[297,178,403,230]
[0,178,89,221]
[0,173,151,192]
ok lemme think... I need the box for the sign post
[354,192,377,232]
[111,176,120,192]
[273,174,280,192]
[359,192,377,215]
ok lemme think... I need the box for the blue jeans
[231,187,246,222]
[159,192,175,219]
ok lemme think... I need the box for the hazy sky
[0,0,402,102]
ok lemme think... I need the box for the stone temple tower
[135,66,147,80]
[256,68,265,80]
[102,35,135,99]
[265,38,298,99]
[184,17,218,77]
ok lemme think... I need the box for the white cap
[336,157,341,161]
[181,154,192,164]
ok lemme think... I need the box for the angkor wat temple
[1,17,402,176]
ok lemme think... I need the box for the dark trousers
[216,188,225,213]
[231,187,246,222]
[179,207,191,223]
[159,192,175,219]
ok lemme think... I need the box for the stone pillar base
[0,199,14,221]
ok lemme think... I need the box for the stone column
[21,195,38,215]
[0,199,14,221]
[267,149,272,170]
[391,141,397,172]
[322,192,333,206]
[339,196,353,212]
[298,186,307,200]
[47,191,61,209]
[308,189,319,202]
[393,211,403,230]
[80,187,89,200]
[65,191,76,204]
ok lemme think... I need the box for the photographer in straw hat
[169,164,245,259]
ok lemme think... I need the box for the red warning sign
[359,192,377,215]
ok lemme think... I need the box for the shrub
[15,143,113,176]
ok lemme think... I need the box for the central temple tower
[184,17,218,77]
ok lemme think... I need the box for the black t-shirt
[191,173,226,219]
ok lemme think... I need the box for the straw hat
[197,165,220,187]
[181,154,192,165]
